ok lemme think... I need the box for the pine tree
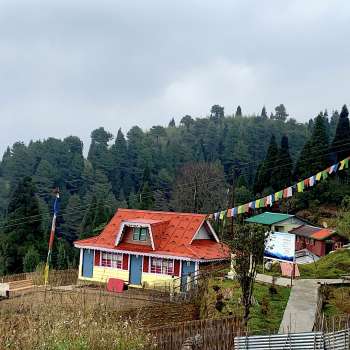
[62,194,84,243]
[235,106,242,117]
[274,104,288,121]
[261,106,268,120]
[271,135,293,190]
[253,135,278,193]
[4,177,43,272]
[330,105,350,162]
[294,113,329,178]
[110,129,129,198]
[80,196,97,239]
[168,118,176,127]
[210,105,224,121]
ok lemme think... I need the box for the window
[150,258,174,275]
[101,252,123,269]
[133,227,148,241]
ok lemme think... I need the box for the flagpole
[44,189,60,286]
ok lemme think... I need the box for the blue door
[129,255,142,285]
[82,249,94,278]
[181,261,196,292]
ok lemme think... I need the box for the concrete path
[256,273,291,287]
[255,274,349,334]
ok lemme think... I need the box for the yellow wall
[79,266,129,283]
[141,272,181,290]
[78,265,181,290]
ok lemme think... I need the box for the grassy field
[0,289,153,350]
[299,249,350,279]
[257,249,350,279]
[322,285,350,318]
[203,278,291,334]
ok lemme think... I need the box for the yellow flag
[316,172,322,181]
[44,263,49,285]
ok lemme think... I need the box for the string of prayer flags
[211,156,350,221]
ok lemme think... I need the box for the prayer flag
[227,208,232,218]
[309,176,316,187]
[322,171,328,180]
[297,181,304,193]
[255,199,260,209]
[232,207,238,216]
[316,172,322,181]
[219,210,226,220]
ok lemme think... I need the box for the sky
[1,0,350,156]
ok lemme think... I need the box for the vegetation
[227,224,266,324]
[299,249,350,278]
[1,103,350,275]
[0,290,151,350]
[204,278,290,333]
[322,285,350,318]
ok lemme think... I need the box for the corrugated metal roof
[290,225,320,238]
[245,212,293,225]
[74,209,230,261]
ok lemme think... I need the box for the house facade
[245,212,347,257]
[290,225,346,257]
[74,209,230,290]
[245,212,307,232]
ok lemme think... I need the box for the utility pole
[44,188,60,286]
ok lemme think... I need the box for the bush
[23,247,40,272]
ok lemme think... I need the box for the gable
[191,221,219,243]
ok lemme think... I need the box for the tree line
[0,104,348,275]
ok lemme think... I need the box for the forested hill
[1,104,348,274]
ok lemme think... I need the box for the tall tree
[271,135,293,190]
[228,224,266,324]
[260,106,268,120]
[87,127,113,175]
[235,106,242,117]
[61,194,84,243]
[3,177,43,272]
[210,105,224,121]
[274,104,288,121]
[253,135,279,194]
[330,105,350,162]
[171,162,227,213]
[180,115,194,130]
[168,118,176,127]
[294,113,329,179]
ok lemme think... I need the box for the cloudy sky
[1,0,350,155]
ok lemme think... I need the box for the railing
[234,328,350,349]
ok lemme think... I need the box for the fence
[150,315,242,350]
[0,269,78,286]
[234,328,350,349]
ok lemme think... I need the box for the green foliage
[299,249,350,278]
[23,246,40,272]
[228,224,267,323]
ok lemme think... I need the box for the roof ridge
[117,208,207,217]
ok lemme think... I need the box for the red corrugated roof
[74,209,230,261]
[311,228,334,240]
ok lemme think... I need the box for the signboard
[264,232,295,263]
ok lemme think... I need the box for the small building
[245,212,307,232]
[74,209,230,290]
[290,225,346,257]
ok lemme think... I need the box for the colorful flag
[238,205,244,214]
[340,158,349,170]
[214,212,219,220]
[232,207,238,217]
[328,163,338,174]
[304,178,309,187]
[255,199,260,209]
[226,208,232,218]
[322,171,328,180]
[219,210,226,220]
[297,181,304,193]
[309,176,316,187]
[316,172,322,181]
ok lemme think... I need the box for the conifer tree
[330,105,350,162]
[62,194,84,243]
[261,106,268,120]
[294,113,329,179]
[271,135,293,190]
[253,135,278,194]
[235,106,242,117]
[4,177,43,272]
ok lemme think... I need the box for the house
[245,212,307,232]
[74,209,230,290]
[290,225,346,257]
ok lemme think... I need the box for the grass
[203,277,291,334]
[322,285,350,318]
[0,289,153,350]
[299,249,350,279]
